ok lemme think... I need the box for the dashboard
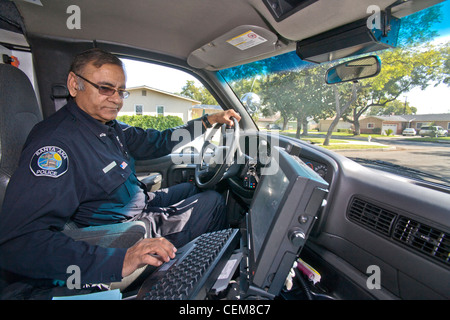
[303,159,328,180]
[225,132,450,300]
[229,135,335,205]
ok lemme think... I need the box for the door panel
[135,154,197,189]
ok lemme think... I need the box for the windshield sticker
[30,146,69,178]
[227,30,267,51]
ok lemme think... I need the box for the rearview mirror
[325,55,381,84]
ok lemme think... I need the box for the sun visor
[187,26,279,70]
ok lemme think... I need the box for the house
[318,118,353,132]
[120,85,200,122]
[359,114,450,135]
[256,112,281,129]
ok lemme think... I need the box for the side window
[119,58,221,152]
[119,58,220,123]
[156,105,164,116]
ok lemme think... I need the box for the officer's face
[68,63,126,123]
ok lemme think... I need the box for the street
[334,138,450,183]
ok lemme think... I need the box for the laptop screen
[249,157,289,262]
[246,146,328,297]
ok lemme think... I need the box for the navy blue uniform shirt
[0,100,204,284]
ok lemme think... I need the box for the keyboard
[137,228,240,300]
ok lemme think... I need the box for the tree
[179,80,217,105]
[293,65,334,138]
[323,82,360,146]
[258,64,335,138]
[368,99,417,116]
[397,4,442,47]
[343,43,448,135]
[221,51,318,133]
[260,72,298,130]
[229,77,261,102]
[442,43,450,86]
[342,86,372,135]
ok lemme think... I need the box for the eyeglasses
[75,73,130,99]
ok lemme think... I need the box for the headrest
[0,64,42,169]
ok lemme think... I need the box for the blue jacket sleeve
[0,140,126,284]
[119,118,205,160]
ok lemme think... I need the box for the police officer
[0,48,240,296]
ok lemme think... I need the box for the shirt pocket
[98,161,132,197]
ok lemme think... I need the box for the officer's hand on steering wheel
[207,110,241,127]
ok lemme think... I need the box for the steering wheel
[195,117,241,189]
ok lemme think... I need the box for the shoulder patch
[30,146,69,178]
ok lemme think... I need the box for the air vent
[393,217,450,266]
[347,197,397,236]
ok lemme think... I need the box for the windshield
[219,1,450,188]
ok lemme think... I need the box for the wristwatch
[202,114,212,128]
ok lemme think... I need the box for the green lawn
[277,132,389,150]
[281,130,386,139]
[324,144,388,150]
[263,130,448,150]
[301,138,348,144]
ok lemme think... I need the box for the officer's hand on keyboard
[122,237,177,278]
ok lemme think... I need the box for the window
[118,58,222,153]
[156,105,164,116]
[135,104,143,115]
[367,123,375,129]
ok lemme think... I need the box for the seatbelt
[51,84,69,111]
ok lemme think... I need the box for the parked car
[419,126,448,137]
[402,128,416,136]
[266,123,282,130]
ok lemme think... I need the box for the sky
[123,58,201,95]
[398,0,450,115]
[399,32,450,115]
[400,83,450,115]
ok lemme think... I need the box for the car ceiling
[12,0,444,70]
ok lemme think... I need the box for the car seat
[0,64,43,212]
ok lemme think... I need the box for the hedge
[117,115,184,130]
